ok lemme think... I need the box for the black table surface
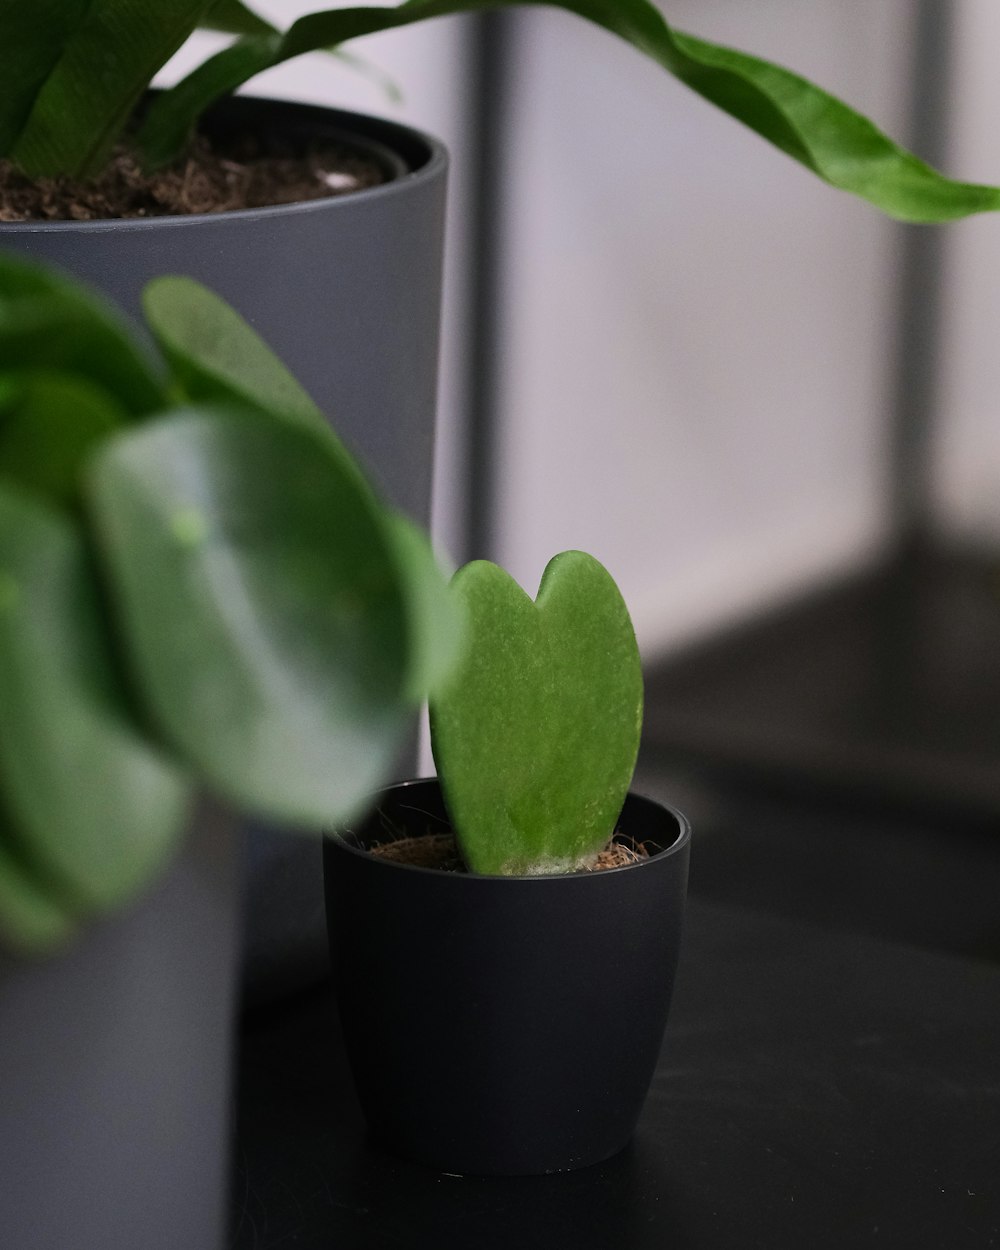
[232,900,1000,1249]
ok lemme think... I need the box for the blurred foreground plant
[0,256,461,952]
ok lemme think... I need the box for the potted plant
[0,7,455,1000]
[2,0,997,501]
[4,0,1000,1230]
[4,1,998,1001]
[0,254,462,1249]
[325,549,692,1174]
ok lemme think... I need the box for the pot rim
[327,777,692,884]
[0,96,448,235]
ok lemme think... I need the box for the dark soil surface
[370,831,651,874]
[0,130,387,222]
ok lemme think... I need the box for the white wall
[494,1,914,658]
[937,0,1000,548]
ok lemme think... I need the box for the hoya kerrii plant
[428,550,643,876]
[2,1,1000,224]
[0,253,462,954]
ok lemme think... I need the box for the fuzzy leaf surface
[430,551,642,875]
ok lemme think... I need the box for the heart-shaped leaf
[429,551,642,875]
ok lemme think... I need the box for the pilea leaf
[0,371,126,507]
[141,276,463,701]
[429,551,642,875]
[85,406,418,827]
[0,793,78,955]
[0,254,165,417]
[142,276,331,437]
[0,482,193,916]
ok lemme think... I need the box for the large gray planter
[0,97,448,1005]
[0,805,240,1250]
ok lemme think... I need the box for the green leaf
[199,1,402,100]
[0,255,165,417]
[141,277,462,702]
[86,406,419,828]
[10,0,219,177]
[0,0,90,155]
[0,805,78,956]
[0,482,194,915]
[0,372,126,506]
[654,27,1000,223]
[142,276,330,435]
[201,0,276,37]
[384,512,464,701]
[138,0,1000,220]
[429,551,643,875]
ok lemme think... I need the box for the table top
[232,899,1000,1249]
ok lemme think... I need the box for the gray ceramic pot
[0,804,240,1250]
[0,97,448,1005]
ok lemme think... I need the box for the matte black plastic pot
[0,97,448,1004]
[324,779,691,1176]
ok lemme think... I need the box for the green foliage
[142,276,462,698]
[429,551,643,876]
[0,256,461,952]
[0,485,193,928]
[0,1,998,220]
[86,408,414,828]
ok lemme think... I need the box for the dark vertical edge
[460,9,515,563]
[877,0,955,715]
[888,0,954,554]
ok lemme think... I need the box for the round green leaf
[0,255,165,415]
[86,406,418,827]
[141,278,464,703]
[430,551,643,875]
[383,511,465,702]
[0,482,193,914]
[142,276,331,435]
[0,370,126,506]
[0,800,78,955]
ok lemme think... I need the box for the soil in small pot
[369,831,651,873]
[0,129,388,222]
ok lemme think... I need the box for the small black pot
[324,778,691,1175]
